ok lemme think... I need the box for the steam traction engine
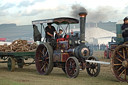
[104,37,116,59]
[32,13,100,78]
[110,24,128,82]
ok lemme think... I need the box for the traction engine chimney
[79,12,87,44]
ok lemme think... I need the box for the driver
[121,17,128,42]
[45,23,57,42]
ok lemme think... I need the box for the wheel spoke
[40,62,48,71]
[45,57,49,60]
[42,48,45,55]
[115,57,123,62]
[40,47,47,56]
[89,68,91,72]
[119,69,125,77]
[117,51,124,59]
[124,69,126,80]
[113,64,122,66]
[40,50,44,55]
[94,68,97,72]
[39,60,42,62]
[94,63,98,66]
[44,51,48,57]
[127,48,128,58]
[93,69,95,74]
[123,48,126,59]
[90,69,93,74]
[40,64,45,71]
[117,66,123,71]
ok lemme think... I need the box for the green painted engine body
[116,24,124,44]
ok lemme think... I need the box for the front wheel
[65,57,79,78]
[86,56,100,77]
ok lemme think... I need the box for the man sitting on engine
[121,17,128,42]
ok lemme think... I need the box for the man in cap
[121,17,128,42]
[45,23,57,42]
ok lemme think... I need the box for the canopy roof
[32,17,79,25]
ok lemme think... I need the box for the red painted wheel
[109,50,111,58]
[104,50,107,58]
[65,57,79,78]
[112,44,128,82]
[35,43,53,75]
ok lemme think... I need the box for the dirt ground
[0,51,128,85]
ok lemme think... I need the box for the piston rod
[86,60,110,65]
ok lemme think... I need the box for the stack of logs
[0,40,38,52]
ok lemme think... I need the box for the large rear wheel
[35,43,53,75]
[111,44,128,82]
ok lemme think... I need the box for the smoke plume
[71,4,87,18]
[71,4,119,23]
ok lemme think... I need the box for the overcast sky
[0,0,128,25]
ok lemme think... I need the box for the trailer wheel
[17,59,24,68]
[65,57,79,78]
[86,56,100,77]
[111,44,128,82]
[35,43,53,75]
[7,57,15,71]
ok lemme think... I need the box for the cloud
[20,4,69,17]
[0,11,6,16]
[0,2,15,16]
[20,9,44,16]
[0,3,15,10]
[17,0,46,7]
[123,6,128,14]
[17,1,34,7]
[32,0,46,3]
[18,0,65,16]
[0,0,128,25]
[87,6,119,22]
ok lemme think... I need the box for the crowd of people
[88,44,107,51]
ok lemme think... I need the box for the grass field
[0,51,128,85]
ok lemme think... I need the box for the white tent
[72,27,116,45]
